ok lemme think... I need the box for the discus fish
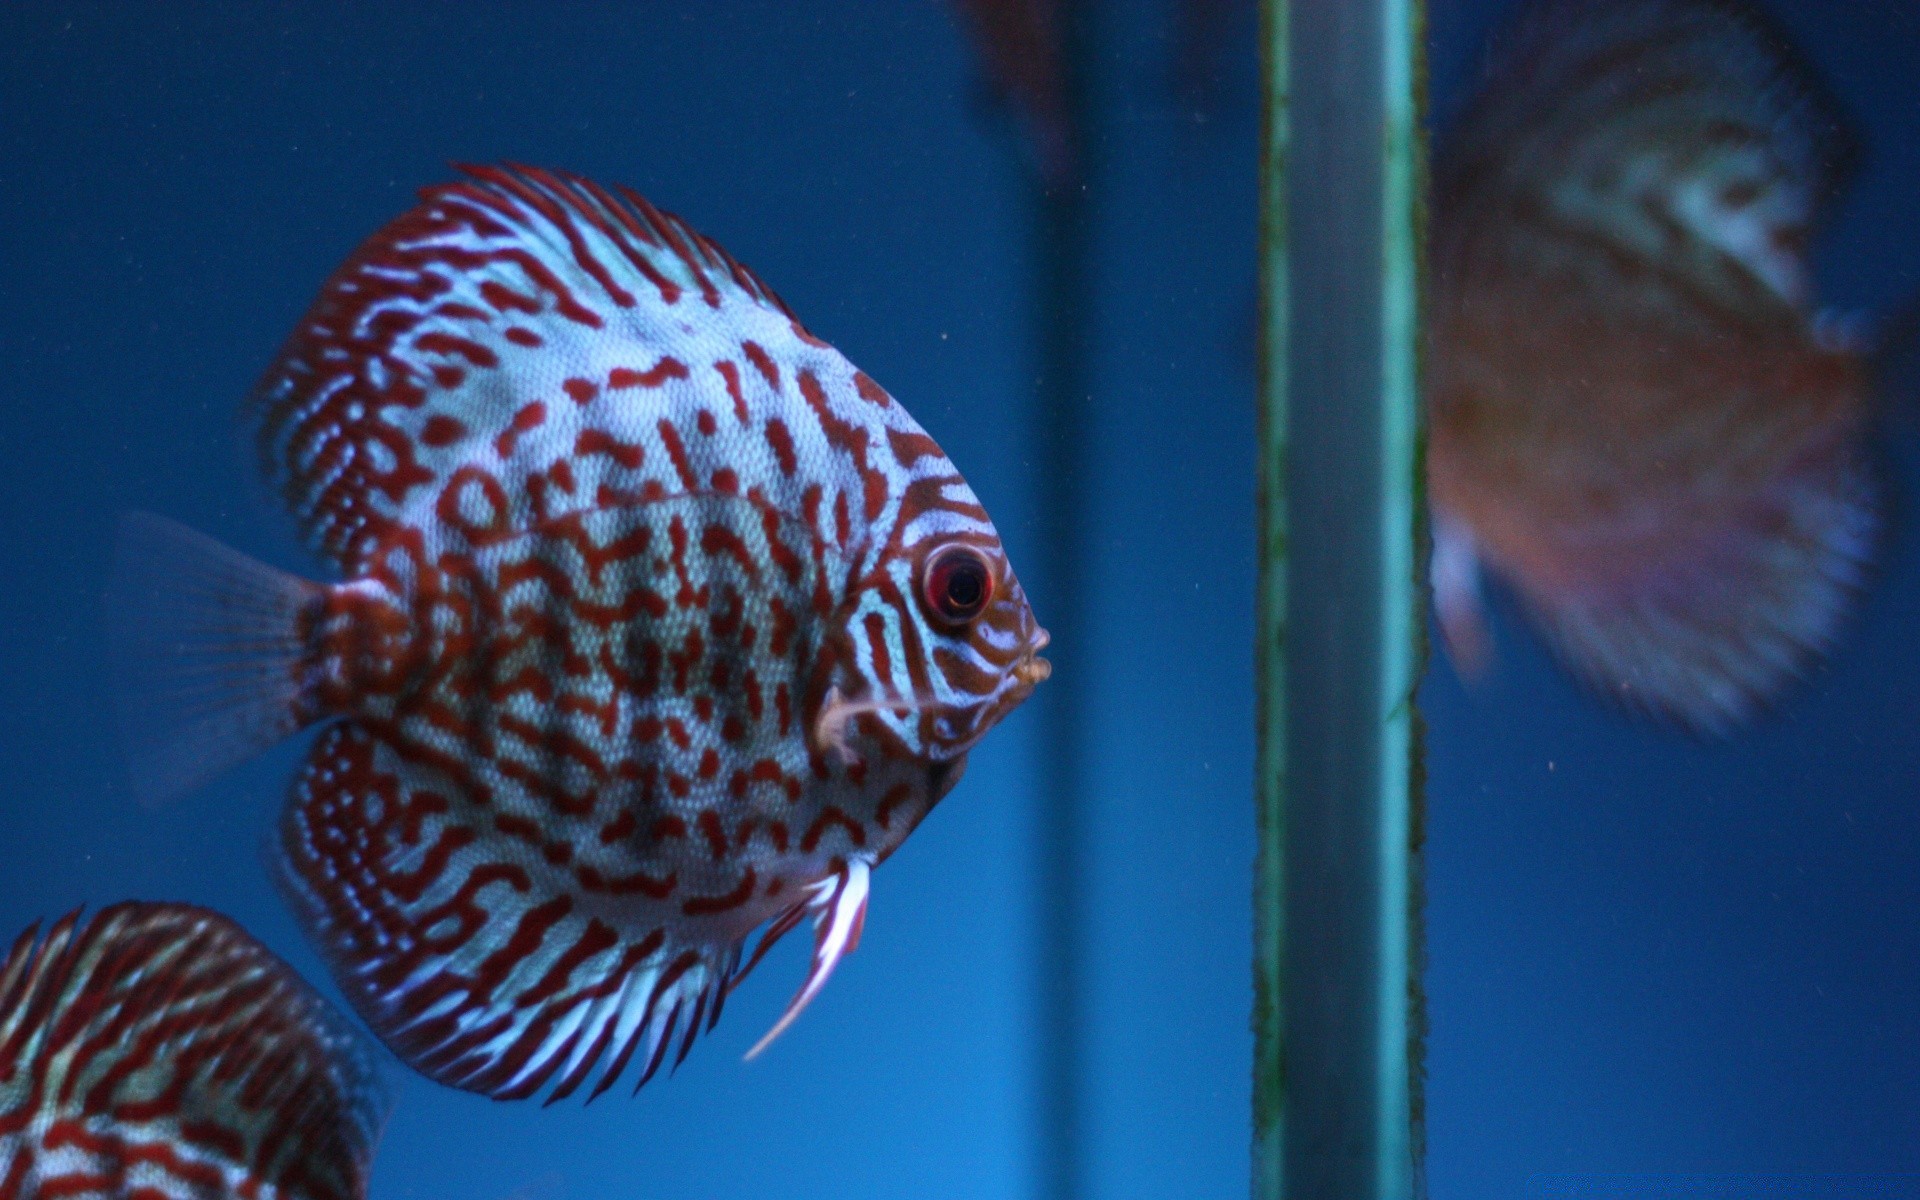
[110,164,1049,1100]
[1428,0,1873,733]
[0,902,383,1200]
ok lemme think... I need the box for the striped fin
[1526,453,1874,735]
[277,723,741,1103]
[0,903,385,1200]
[741,856,870,1061]
[1438,0,1857,315]
[249,163,808,571]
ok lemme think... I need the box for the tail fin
[106,512,324,806]
[1526,458,1875,736]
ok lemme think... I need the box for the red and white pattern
[222,165,1051,1097]
[0,903,383,1200]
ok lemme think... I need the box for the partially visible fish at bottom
[0,902,385,1200]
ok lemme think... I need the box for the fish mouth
[1014,626,1052,688]
[1015,655,1052,687]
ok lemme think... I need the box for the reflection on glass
[1429,0,1873,734]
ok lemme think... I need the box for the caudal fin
[1526,459,1875,736]
[107,512,324,806]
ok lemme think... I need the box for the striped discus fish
[111,164,1049,1101]
[0,903,383,1200]
[1429,0,1873,733]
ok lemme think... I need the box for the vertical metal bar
[1252,0,1293,1189]
[1255,0,1425,1195]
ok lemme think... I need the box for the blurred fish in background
[0,902,384,1200]
[1428,0,1878,734]
[948,0,1080,187]
[949,0,1253,158]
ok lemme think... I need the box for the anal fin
[740,857,871,1061]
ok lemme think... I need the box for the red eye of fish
[920,544,995,628]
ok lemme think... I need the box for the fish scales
[251,164,931,583]
[0,903,382,1200]
[117,165,1049,1100]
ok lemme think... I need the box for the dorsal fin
[448,163,799,320]
[250,164,813,571]
[0,902,386,1200]
[1437,0,1859,313]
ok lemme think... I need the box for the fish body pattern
[0,903,383,1200]
[1428,0,1872,732]
[113,165,1048,1101]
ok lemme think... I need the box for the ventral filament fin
[743,857,871,1061]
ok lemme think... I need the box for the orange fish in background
[948,0,1078,186]
[1428,0,1875,734]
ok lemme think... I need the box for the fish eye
[919,544,995,629]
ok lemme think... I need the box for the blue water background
[0,2,1915,1198]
